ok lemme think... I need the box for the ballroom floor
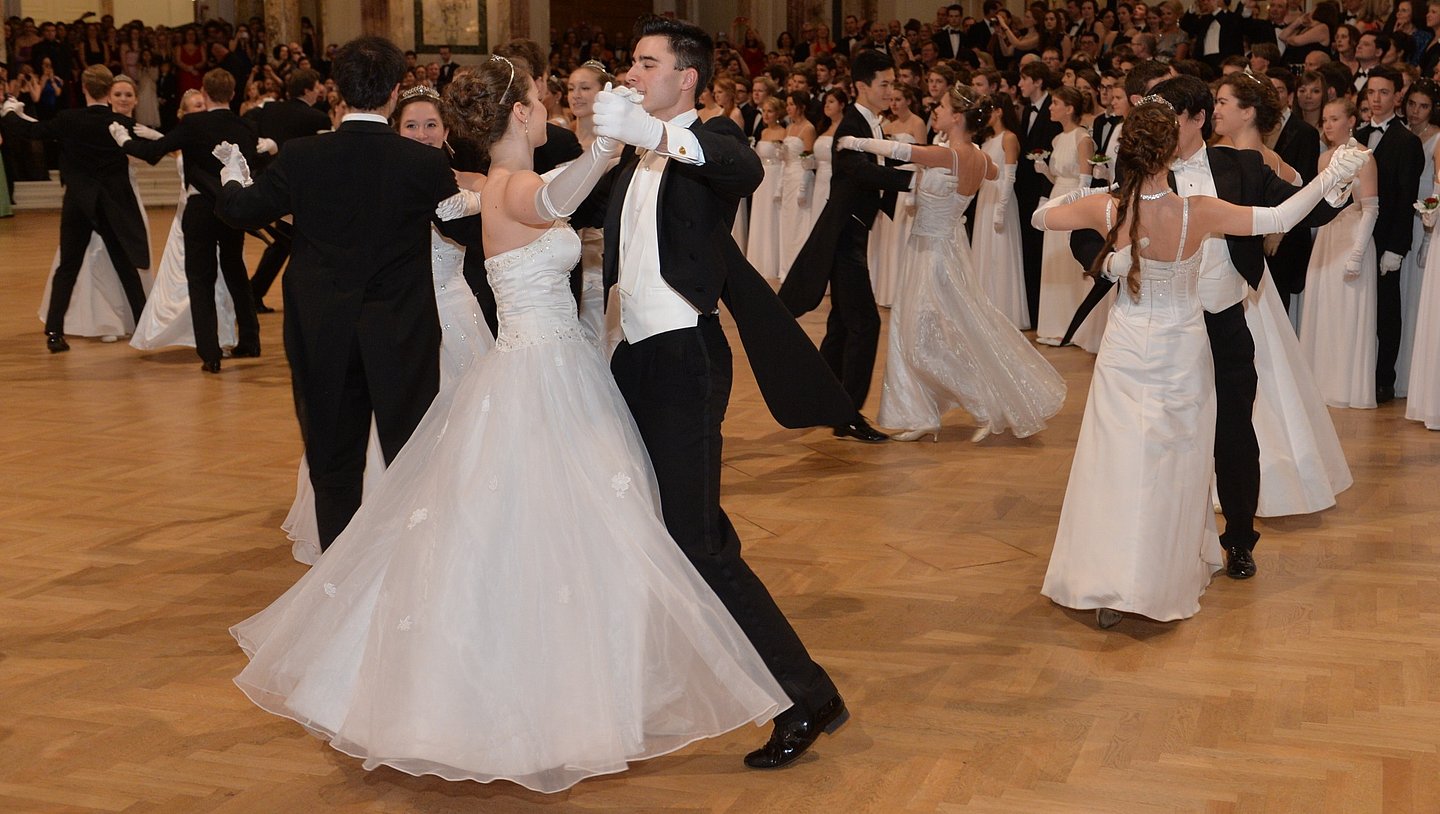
[2,209,1437,813]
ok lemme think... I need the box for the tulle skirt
[233,331,788,792]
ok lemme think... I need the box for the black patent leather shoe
[832,418,889,443]
[46,332,69,353]
[743,694,849,769]
[230,346,261,358]
[1224,546,1257,579]
[1376,385,1395,404]
[201,360,222,374]
[254,301,275,314]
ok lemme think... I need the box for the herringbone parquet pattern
[1,210,1437,813]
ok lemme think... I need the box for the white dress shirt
[1172,146,1246,313]
[617,109,710,343]
[1203,15,1222,55]
[341,112,389,125]
[1365,112,1396,149]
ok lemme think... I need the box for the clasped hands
[591,83,658,153]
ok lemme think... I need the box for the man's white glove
[1380,250,1403,275]
[592,81,663,150]
[0,97,22,116]
[436,188,481,221]
[108,121,132,146]
[256,137,278,155]
[1103,237,1149,282]
[133,123,163,140]
[212,141,253,187]
[837,135,912,161]
[1320,140,1369,205]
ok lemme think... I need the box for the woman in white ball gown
[230,59,788,793]
[281,85,493,564]
[837,87,1065,443]
[1033,100,1366,628]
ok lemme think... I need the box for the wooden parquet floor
[1,210,1438,814]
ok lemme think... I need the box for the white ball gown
[777,135,812,281]
[1299,197,1378,408]
[1043,199,1224,622]
[810,133,834,233]
[971,134,1029,330]
[231,225,789,792]
[1241,267,1353,516]
[745,139,783,280]
[1405,219,1440,429]
[877,164,1066,438]
[282,227,492,564]
[1394,130,1437,397]
[37,161,155,337]
[1035,128,1105,350]
[130,156,238,350]
[868,134,917,308]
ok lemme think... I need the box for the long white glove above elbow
[1030,183,1115,230]
[212,141,253,187]
[1345,196,1380,280]
[1250,144,1369,235]
[533,134,622,221]
[994,163,1016,232]
[591,83,663,151]
[836,135,912,162]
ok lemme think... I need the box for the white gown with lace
[1043,199,1224,622]
[746,139,783,279]
[877,164,1066,437]
[281,227,493,564]
[38,162,154,337]
[130,156,238,350]
[232,225,788,792]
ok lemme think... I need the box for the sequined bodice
[1112,198,1204,319]
[911,168,972,238]
[755,140,782,165]
[431,227,466,291]
[483,226,586,351]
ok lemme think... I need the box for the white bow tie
[1171,153,1207,173]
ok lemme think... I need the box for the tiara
[492,54,516,99]
[113,73,136,85]
[580,59,610,74]
[1239,67,1269,87]
[400,84,441,103]
[1138,94,1174,111]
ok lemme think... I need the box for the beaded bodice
[483,226,587,351]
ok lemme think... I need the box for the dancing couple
[220,21,856,793]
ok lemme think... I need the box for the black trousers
[1376,263,1403,390]
[1018,216,1045,329]
[47,195,146,334]
[1204,301,1261,552]
[818,223,882,412]
[304,299,439,549]
[249,220,292,303]
[182,194,259,363]
[612,317,837,718]
[1061,276,1115,346]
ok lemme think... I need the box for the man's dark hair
[1265,66,1297,95]
[983,0,1004,15]
[852,49,895,86]
[333,36,405,110]
[1170,58,1215,81]
[1361,31,1390,56]
[1019,60,1059,90]
[1367,63,1402,93]
[635,15,715,98]
[1153,73,1214,137]
[1126,59,1173,96]
[900,59,925,76]
[494,38,546,80]
[286,67,320,99]
[815,53,836,71]
[788,68,814,89]
[1316,60,1354,99]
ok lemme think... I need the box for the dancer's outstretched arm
[494,135,623,227]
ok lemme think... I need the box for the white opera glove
[1345,196,1379,280]
[1323,140,1370,206]
[836,135,912,161]
[256,137,278,155]
[108,121,132,146]
[1033,158,1054,182]
[1251,145,1370,235]
[1380,250,1403,275]
[994,163,1016,233]
[591,82,663,151]
[1091,160,1110,182]
[133,123,163,140]
[1078,173,1093,188]
[435,188,481,221]
[799,166,814,207]
[1422,208,1438,229]
[1030,183,1115,230]
[1102,237,1149,281]
[533,134,622,221]
[1419,232,1431,271]
[212,141,253,187]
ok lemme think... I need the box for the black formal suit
[243,98,332,307]
[598,114,852,721]
[1358,119,1425,390]
[4,104,150,336]
[1267,113,1322,305]
[126,108,262,365]
[933,26,967,59]
[1017,94,1062,327]
[966,19,996,51]
[217,119,474,548]
[780,104,914,412]
[460,122,585,335]
[436,60,459,92]
[739,101,759,140]
[1181,8,1246,70]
